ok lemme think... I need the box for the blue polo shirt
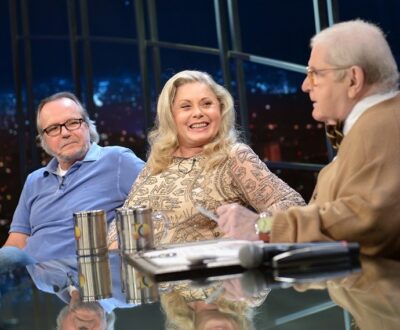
[10,143,144,262]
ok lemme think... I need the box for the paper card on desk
[124,239,259,282]
[143,240,247,266]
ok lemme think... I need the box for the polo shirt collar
[44,143,100,176]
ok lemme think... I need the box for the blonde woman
[108,70,304,247]
[160,288,255,330]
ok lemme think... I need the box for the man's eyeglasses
[306,66,350,86]
[42,118,84,137]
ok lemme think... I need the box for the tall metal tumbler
[78,254,112,302]
[115,206,154,253]
[74,209,108,256]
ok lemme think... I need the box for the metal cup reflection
[120,258,159,304]
[78,254,112,302]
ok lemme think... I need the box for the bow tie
[325,123,344,150]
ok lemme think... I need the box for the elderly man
[216,19,400,259]
[2,92,144,262]
[56,287,115,330]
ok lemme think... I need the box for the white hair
[311,19,399,93]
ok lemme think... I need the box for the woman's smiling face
[172,82,222,154]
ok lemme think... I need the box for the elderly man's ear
[347,66,366,99]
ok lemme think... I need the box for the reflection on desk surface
[0,252,399,330]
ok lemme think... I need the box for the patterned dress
[107,143,305,246]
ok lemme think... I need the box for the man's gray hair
[36,91,100,154]
[311,19,399,93]
[55,302,116,330]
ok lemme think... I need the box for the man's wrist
[254,212,273,242]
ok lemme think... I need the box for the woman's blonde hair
[147,70,241,174]
[160,291,254,330]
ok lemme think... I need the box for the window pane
[0,2,20,244]
[159,50,222,83]
[87,0,137,38]
[27,0,69,35]
[238,0,315,64]
[155,0,218,48]
[269,168,319,202]
[244,64,329,164]
[90,42,146,159]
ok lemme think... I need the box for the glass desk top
[1,249,399,330]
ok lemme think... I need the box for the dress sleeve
[107,220,118,246]
[228,144,305,214]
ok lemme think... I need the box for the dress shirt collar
[343,90,399,135]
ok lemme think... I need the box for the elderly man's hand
[216,203,259,241]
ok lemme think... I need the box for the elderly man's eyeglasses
[306,66,350,86]
[42,118,84,137]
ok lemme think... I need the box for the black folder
[123,239,360,283]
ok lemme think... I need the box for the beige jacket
[272,95,400,259]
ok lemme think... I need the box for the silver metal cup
[115,206,155,253]
[78,254,112,302]
[120,258,159,304]
[73,210,108,256]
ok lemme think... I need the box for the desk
[1,252,399,330]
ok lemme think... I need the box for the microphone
[239,243,317,268]
[238,242,360,269]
